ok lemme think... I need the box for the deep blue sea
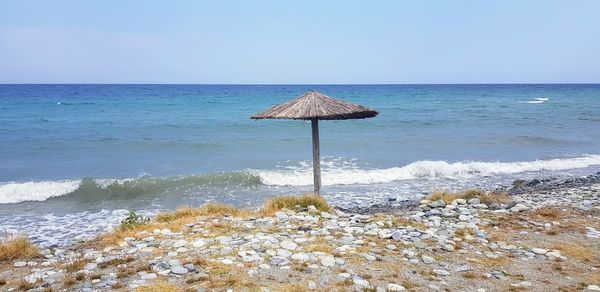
[1,84,600,246]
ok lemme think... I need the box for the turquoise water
[1,84,599,246]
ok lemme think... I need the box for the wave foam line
[0,180,81,204]
[256,155,600,186]
[521,97,549,104]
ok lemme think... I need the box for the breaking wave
[256,155,600,186]
[2,155,600,204]
[520,97,549,104]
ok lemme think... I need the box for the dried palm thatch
[251,90,378,195]
[251,91,378,120]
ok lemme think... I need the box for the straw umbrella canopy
[251,91,378,195]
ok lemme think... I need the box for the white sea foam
[0,209,157,247]
[256,155,600,186]
[522,97,549,104]
[0,180,81,204]
[2,155,600,204]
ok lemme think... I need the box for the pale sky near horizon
[1,1,599,84]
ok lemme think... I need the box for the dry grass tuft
[95,226,151,247]
[461,271,481,279]
[75,273,85,281]
[136,281,184,292]
[552,243,596,262]
[263,193,331,216]
[469,255,513,267]
[401,280,419,289]
[304,237,336,254]
[95,203,251,247]
[0,235,40,261]
[202,272,259,290]
[532,207,562,220]
[427,189,512,205]
[98,256,134,268]
[62,275,77,287]
[479,191,512,205]
[278,284,311,292]
[64,259,88,273]
[156,203,243,222]
[427,191,459,204]
[17,279,35,291]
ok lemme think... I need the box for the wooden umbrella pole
[311,118,321,195]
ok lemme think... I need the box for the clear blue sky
[1,0,599,84]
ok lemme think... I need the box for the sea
[1,84,599,247]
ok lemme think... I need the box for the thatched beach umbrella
[252,91,378,195]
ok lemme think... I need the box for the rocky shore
[1,181,599,291]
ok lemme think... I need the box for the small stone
[531,248,548,255]
[442,244,455,252]
[586,285,600,291]
[387,283,406,291]
[192,239,206,248]
[434,269,450,276]
[277,249,292,258]
[414,241,427,249]
[280,241,298,251]
[258,263,271,270]
[84,263,97,270]
[386,244,397,251]
[13,261,27,267]
[364,254,377,261]
[141,273,157,280]
[428,200,446,208]
[353,276,370,288]
[171,267,188,275]
[320,256,335,267]
[308,280,317,290]
[511,281,532,288]
[172,240,187,248]
[275,211,288,219]
[422,255,435,264]
[183,263,195,271]
[291,253,310,262]
[510,204,529,212]
[271,256,289,266]
[467,198,480,204]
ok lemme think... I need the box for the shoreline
[0,178,599,291]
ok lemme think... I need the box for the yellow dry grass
[479,191,512,205]
[427,189,511,205]
[136,280,184,292]
[156,203,248,222]
[552,243,596,262]
[390,216,427,230]
[532,207,562,220]
[200,264,259,290]
[304,238,336,254]
[427,191,462,204]
[263,193,331,216]
[95,202,250,247]
[276,284,311,292]
[17,279,35,291]
[63,259,88,273]
[0,235,40,261]
[468,255,513,267]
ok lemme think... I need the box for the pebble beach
[1,176,599,292]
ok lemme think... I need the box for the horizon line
[1,82,600,86]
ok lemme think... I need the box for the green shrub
[119,210,149,230]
